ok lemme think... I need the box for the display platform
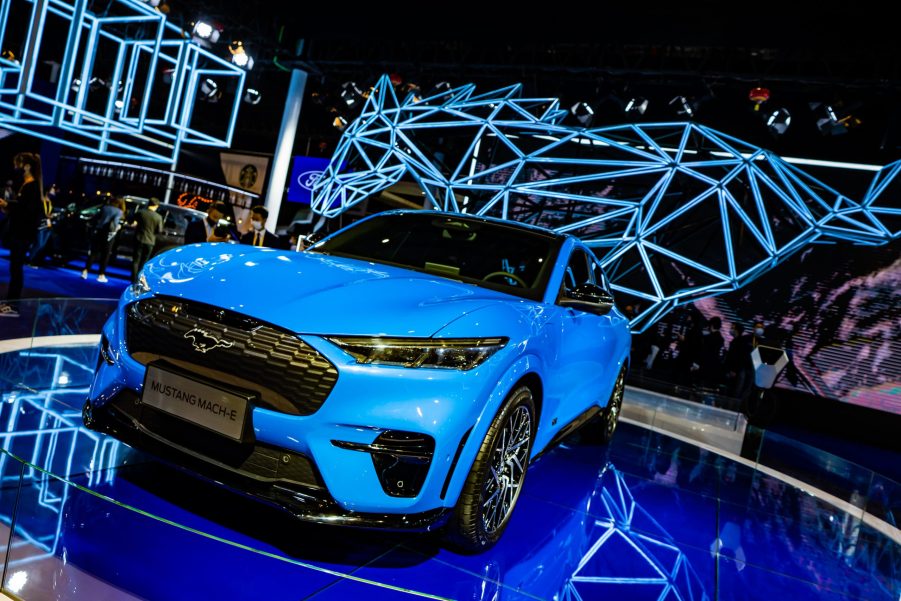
[0,301,898,600]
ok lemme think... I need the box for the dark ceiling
[151,2,901,166]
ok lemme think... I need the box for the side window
[165,210,188,232]
[561,249,591,295]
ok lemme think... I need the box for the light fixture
[624,97,648,116]
[766,108,791,136]
[811,101,861,136]
[333,115,348,131]
[243,88,261,105]
[192,19,221,45]
[200,78,219,102]
[228,41,254,70]
[749,87,770,111]
[669,96,695,118]
[340,81,364,109]
[403,82,422,102]
[570,101,595,126]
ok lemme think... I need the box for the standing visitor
[131,197,163,282]
[82,196,124,283]
[0,152,45,316]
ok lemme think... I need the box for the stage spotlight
[570,101,595,126]
[229,41,254,70]
[403,82,422,102]
[624,97,648,116]
[811,102,861,136]
[192,19,221,45]
[340,81,364,109]
[669,95,695,118]
[200,78,219,102]
[243,88,261,105]
[766,108,791,136]
[333,115,348,131]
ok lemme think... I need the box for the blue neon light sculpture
[562,465,709,601]
[0,0,245,163]
[313,75,901,332]
[0,346,121,563]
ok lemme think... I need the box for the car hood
[143,245,524,337]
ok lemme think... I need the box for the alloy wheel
[480,404,531,534]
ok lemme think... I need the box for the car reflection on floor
[0,343,897,600]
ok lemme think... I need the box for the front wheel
[446,385,535,552]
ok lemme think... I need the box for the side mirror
[299,231,325,249]
[559,283,615,315]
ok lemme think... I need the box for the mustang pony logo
[184,327,234,353]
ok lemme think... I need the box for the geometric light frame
[0,0,244,163]
[313,75,901,332]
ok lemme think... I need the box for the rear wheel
[597,365,627,444]
[447,385,535,552]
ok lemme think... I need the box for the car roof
[377,209,568,240]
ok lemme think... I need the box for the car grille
[126,296,338,416]
[101,391,326,492]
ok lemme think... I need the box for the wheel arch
[440,356,543,508]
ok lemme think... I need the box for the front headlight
[130,271,151,296]
[326,337,508,370]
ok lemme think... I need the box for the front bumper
[87,292,519,522]
[83,389,450,531]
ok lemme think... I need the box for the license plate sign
[142,365,248,441]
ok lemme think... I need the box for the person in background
[239,205,282,248]
[184,201,232,244]
[698,316,725,389]
[27,186,54,267]
[675,311,704,388]
[725,322,758,401]
[131,197,163,282]
[751,320,768,348]
[0,152,45,316]
[81,195,124,283]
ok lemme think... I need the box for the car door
[549,247,621,427]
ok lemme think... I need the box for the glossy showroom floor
[0,303,898,600]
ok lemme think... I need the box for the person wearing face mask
[1,152,45,316]
[239,205,282,248]
[751,321,767,347]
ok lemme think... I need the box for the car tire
[597,364,626,444]
[446,384,535,552]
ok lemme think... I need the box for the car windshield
[309,213,561,300]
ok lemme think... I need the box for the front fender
[439,354,543,507]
